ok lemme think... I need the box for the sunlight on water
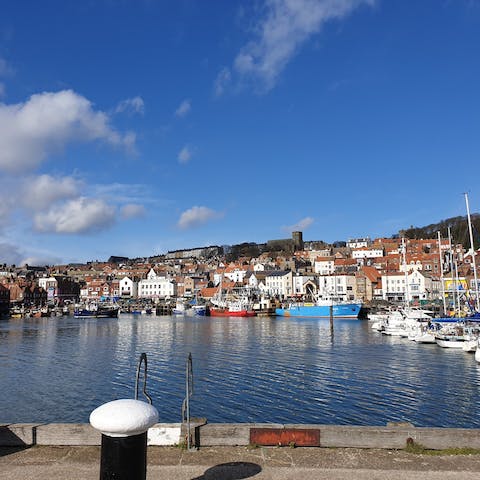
[1,314,480,427]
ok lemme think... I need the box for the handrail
[181,353,194,450]
[135,352,152,405]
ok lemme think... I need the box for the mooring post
[329,303,334,337]
[90,353,158,480]
[90,399,159,480]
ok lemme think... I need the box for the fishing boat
[210,276,255,317]
[74,302,119,318]
[209,301,255,317]
[172,300,186,315]
[275,298,362,319]
[186,304,208,316]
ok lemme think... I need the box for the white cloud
[20,253,62,267]
[21,174,81,211]
[214,67,232,97]
[178,145,192,164]
[218,0,374,93]
[174,99,191,117]
[120,203,146,219]
[0,89,136,173]
[283,216,314,232]
[177,206,223,229]
[115,96,145,115]
[33,197,116,234]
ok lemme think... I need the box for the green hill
[401,214,480,249]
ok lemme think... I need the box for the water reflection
[0,315,479,427]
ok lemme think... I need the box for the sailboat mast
[464,192,480,312]
[437,231,447,315]
[401,237,410,308]
[448,227,458,315]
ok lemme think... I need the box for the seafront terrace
[2,422,480,479]
[2,444,480,479]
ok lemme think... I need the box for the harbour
[1,313,480,428]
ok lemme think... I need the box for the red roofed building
[355,266,382,302]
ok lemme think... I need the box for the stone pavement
[2,445,480,479]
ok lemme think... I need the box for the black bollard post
[90,399,159,480]
[329,303,334,337]
[100,432,147,480]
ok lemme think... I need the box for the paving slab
[1,445,480,480]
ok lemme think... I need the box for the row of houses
[0,236,477,308]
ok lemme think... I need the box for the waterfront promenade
[2,445,480,479]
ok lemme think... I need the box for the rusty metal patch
[250,428,320,447]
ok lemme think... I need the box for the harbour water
[1,314,480,427]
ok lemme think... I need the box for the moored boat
[74,303,119,318]
[275,300,362,319]
[210,307,255,317]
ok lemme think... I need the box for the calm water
[1,314,480,427]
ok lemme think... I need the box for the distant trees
[402,214,480,249]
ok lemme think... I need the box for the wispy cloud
[174,99,191,118]
[120,203,146,219]
[0,89,136,173]
[177,206,223,229]
[88,182,152,204]
[216,0,374,94]
[178,145,192,164]
[214,67,232,97]
[115,96,145,115]
[283,216,314,232]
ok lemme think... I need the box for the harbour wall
[2,422,480,450]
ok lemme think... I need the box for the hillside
[401,213,480,248]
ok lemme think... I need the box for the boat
[275,298,362,319]
[186,305,208,316]
[172,300,186,315]
[475,341,480,362]
[435,323,479,349]
[209,276,255,317]
[210,302,256,317]
[382,308,433,337]
[74,303,119,318]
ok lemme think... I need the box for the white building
[223,267,249,283]
[138,269,176,299]
[314,257,335,275]
[351,247,384,260]
[347,238,371,249]
[119,276,138,298]
[38,276,58,300]
[292,274,316,296]
[381,270,435,302]
[265,271,293,297]
[317,274,356,301]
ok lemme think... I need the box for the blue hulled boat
[276,300,362,319]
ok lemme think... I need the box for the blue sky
[1,0,480,265]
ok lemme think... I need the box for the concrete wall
[1,422,480,450]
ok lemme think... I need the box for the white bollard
[90,399,159,480]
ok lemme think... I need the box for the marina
[1,313,480,428]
